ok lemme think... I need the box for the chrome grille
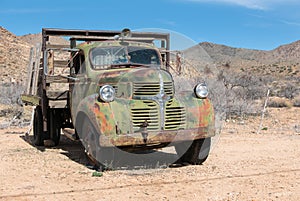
[131,99,186,132]
[164,106,186,130]
[133,82,173,97]
[163,82,173,97]
[131,101,159,132]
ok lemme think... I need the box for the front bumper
[100,126,215,147]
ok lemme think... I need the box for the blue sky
[1,0,300,50]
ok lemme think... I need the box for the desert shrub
[263,76,299,99]
[282,82,298,99]
[268,97,293,108]
[0,82,25,105]
[215,70,268,118]
[293,95,300,107]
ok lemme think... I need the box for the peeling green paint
[72,40,215,147]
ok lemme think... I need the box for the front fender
[176,91,215,134]
[74,94,116,137]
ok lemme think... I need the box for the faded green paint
[72,40,215,147]
[21,94,40,106]
[175,91,214,129]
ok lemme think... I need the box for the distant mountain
[183,41,300,77]
[270,40,300,62]
[198,42,263,65]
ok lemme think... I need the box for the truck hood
[97,67,173,85]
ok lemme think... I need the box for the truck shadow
[20,134,179,171]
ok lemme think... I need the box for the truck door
[70,50,90,119]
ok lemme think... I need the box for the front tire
[80,118,102,169]
[80,118,115,171]
[175,137,211,165]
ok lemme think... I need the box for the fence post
[257,89,270,134]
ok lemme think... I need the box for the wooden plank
[21,94,41,106]
[54,60,69,68]
[46,44,70,49]
[46,90,69,100]
[47,49,54,75]
[46,75,69,83]
[32,44,41,95]
[25,48,34,94]
[62,128,78,141]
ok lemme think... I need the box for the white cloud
[186,0,300,10]
[281,20,300,27]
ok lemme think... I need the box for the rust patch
[93,103,100,113]
[198,99,214,127]
[100,127,215,147]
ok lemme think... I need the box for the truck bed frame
[22,28,170,134]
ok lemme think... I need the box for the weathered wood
[46,44,70,49]
[46,90,69,100]
[32,43,41,95]
[47,49,54,75]
[62,128,78,141]
[25,47,34,94]
[257,89,270,134]
[21,94,41,106]
[46,75,70,83]
[54,60,69,68]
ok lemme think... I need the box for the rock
[44,139,55,147]
[0,121,10,129]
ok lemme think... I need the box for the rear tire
[175,137,211,165]
[48,109,61,146]
[33,106,44,146]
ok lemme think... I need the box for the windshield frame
[89,45,162,70]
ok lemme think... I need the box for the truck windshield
[90,46,161,69]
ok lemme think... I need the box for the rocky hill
[0,27,31,84]
[196,42,262,67]
[20,32,69,47]
[271,40,300,62]
[0,27,31,127]
[193,41,300,77]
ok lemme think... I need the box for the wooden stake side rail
[22,28,171,107]
[21,27,171,134]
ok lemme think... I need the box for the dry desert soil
[0,107,299,201]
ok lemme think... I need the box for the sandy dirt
[0,108,299,201]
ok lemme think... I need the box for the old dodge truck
[22,28,215,168]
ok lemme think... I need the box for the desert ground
[0,107,299,201]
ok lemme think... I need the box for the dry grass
[293,95,300,107]
[268,97,293,108]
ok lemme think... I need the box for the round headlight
[99,85,115,102]
[194,83,208,98]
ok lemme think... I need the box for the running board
[62,128,79,141]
